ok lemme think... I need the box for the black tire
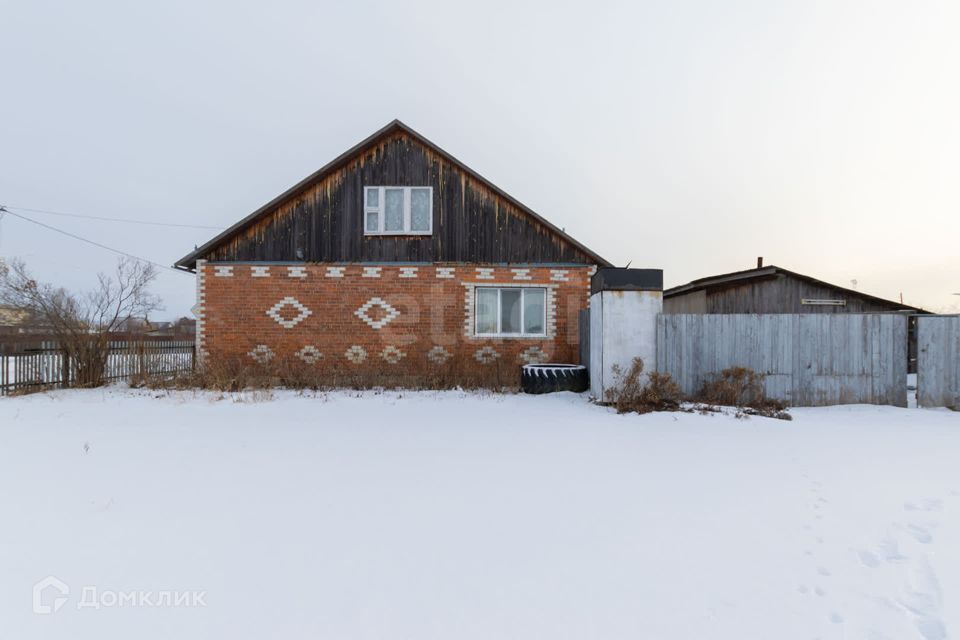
[520,364,589,394]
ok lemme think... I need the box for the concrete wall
[590,290,662,401]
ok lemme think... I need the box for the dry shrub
[606,357,684,414]
[696,366,790,420]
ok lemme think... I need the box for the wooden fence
[917,315,960,409]
[657,314,908,407]
[1,339,194,396]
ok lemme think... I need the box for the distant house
[175,120,609,386]
[0,305,52,336]
[664,261,926,315]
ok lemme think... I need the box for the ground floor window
[475,287,546,336]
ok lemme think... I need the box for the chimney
[757,256,764,268]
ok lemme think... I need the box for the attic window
[364,187,432,235]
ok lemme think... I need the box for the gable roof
[174,119,610,270]
[665,265,928,313]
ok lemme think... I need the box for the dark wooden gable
[175,121,608,270]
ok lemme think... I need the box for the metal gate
[917,315,960,409]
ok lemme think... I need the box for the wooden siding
[657,314,908,407]
[917,316,960,408]
[669,273,911,314]
[203,132,596,265]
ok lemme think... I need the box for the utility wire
[0,207,187,274]
[1,204,223,230]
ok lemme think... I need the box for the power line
[0,207,187,274]
[1,204,223,230]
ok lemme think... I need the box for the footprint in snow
[817,566,832,577]
[814,586,826,597]
[829,611,844,624]
[904,499,942,512]
[858,549,881,568]
[879,537,907,562]
[905,524,934,544]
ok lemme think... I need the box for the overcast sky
[2,0,958,318]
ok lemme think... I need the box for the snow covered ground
[1,388,958,640]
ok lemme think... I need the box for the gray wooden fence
[917,315,960,409]
[1,339,194,396]
[657,314,908,407]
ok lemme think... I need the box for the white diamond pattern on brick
[399,267,418,278]
[436,267,455,279]
[362,267,382,278]
[380,346,406,364]
[266,296,313,329]
[248,344,275,364]
[344,345,367,364]
[519,346,550,364]
[354,297,400,330]
[325,266,345,278]
[287,266,307,279]
[251,266,271,277]
[213,265,234,277]
[295,345,323,364]
[474,346,500,364]
[427,345,452,364]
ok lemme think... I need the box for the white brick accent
[287,266,307,279]
[511,268,532,281]
[436,267,455,279]
[474,346,500,364]
[380,346,406,364]
[427,345,453,364]
[398,267,418,278]
[325,266,345,278]
[295,345,323,364]
[213,265,234,277]
[248,344,274,364]
[344,345,367,364]
[266,297,313,329]
[362,266,382,278]
[251,266,271,278]
[550,269,569,282]
[475,267,495,280]
[194,260,207,362]
[519,346,550,364]
[354,297,400,330]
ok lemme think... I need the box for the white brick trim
[325,266,345,278]
[511,268,532,281]
[251,266,271,278]
[362,266,382,278]
[287,266,307,279]
[213,265,234,277]
[194,260,207,362]
[436,267,455,279]
[475,267,495,280]
[398,267,418,278]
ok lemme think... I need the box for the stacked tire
[520,364,589,394]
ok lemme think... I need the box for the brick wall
[196,262,595,387]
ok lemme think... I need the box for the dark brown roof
[174,119,610,270]
[665,265,928,313]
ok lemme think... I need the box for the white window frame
[474,286,547,337]
[363,186,433,236]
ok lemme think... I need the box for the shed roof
[174,119,611,270]
[664,265,928,313]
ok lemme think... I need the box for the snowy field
[1,388,958,640]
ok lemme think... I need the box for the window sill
[364,231,432,237]
[474,334,551,340]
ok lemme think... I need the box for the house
[664,260,928,373]
[664,260,926,315]
[175,120,610,386]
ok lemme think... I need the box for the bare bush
[696,366,790,419]
[0,257,161,388]
[606,357,684,414]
